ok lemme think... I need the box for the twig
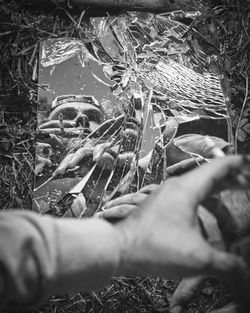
[33,176,53,192]
[60,7,78,25]
[77,9,86,29]
[0,31,12,37]
[235,75,249,152]
[28,43,38,66]
[15,44,36,56]
[32,59,38,81]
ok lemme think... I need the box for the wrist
[54,218,121,292]
[113,221,143,277]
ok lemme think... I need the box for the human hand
[94,184,157,221]
[113,155,250,284]
[94,157,207,221]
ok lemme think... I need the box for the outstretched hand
[95,184,158,221]
[112,155,250,285]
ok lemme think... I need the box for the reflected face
[34,97,141,213]
[48,102,102,130]
[36,95,104,178]
[39,95,103,135]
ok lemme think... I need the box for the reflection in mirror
[33,11,231,217]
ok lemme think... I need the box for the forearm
[54,216,120,293]
[0,210,120,308]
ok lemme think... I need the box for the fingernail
[170,305,183,313]
[104,201,113,209]
[94,212,103,218]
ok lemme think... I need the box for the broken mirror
[33,11,231,217]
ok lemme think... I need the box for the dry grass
[5,277,233,313]
[0,0,249,312]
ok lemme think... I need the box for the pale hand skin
[1,155,249,310]
[95,184,158,220]
[109,156,250,288]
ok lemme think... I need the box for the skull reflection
[39,95,103,148]
[35,94,140,214]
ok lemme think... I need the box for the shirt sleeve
[0,210,120,308]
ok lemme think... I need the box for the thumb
[181,155,250,206]
[204,244,246,280]
[209,304,249,313]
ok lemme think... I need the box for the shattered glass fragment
[34,10,229,217]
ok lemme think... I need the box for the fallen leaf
[174,134,231,158]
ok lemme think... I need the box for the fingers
[139,184,158,194]
[105,192,147,210]
[206,244,246,278]
[166,157,205,176]
[95,204,137,220]
[208,237,250,313]
[203,243,250,306]
[181,155,250,205]
[184,238,250,309]
[170,276,205,313]
[96,185,156,221]
[179,234,246,281]
[209,304,240,313]
[104,185,156,211]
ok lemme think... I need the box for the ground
[0,0,250,312]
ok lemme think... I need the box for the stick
[71,0,188,12]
